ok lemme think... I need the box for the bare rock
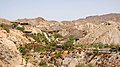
[0,38,22,67]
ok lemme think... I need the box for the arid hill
[15,13,120,45]
[0,13,120,67]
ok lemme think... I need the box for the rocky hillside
[0,13,120,67]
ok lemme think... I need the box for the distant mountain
[75,13,120,24]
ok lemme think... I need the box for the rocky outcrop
[0,38,22,67]
[78,21,120,45]
[0,29,33,67]
[7,29,30,45]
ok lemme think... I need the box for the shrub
[50,57,55,62]
[63,35,74,50]
[63,40,74,50]
[91,43,110,48]
[87,63,97,67]
[16,26,25,31]
[48,41,57,46]
[25,33,49,43]
[104,44,109,48]
[110,45,120,52]
[76,63,97,67]
[50,46,56,52]
[39,59,47,67]
[11,23,18,28]
[76,44,88,48]
[53,34,63,39]
[19,45,27,56]
[25,57,29,66]
[25,33,41,42]
[34,42,57,52]
[24,43,33,51]
[0,23,11,33]
[47,41,57,51]
[18,44,32,56]
[76,63,86,67]
[48,65,54,67]
[56,51,62,58]
[4,27,10,33]
[34,46,46,52]
[32,33,41,42]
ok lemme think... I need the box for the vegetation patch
[53,33,63,39]
[76,63,97,67]
[25,33,49,43]
[0,23,12,33]
[39,59,47,67]
[16,26,25,31]
[76,43,120,49]
[63,35,74,50]
[23,30,32,33]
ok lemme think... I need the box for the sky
[0,0,120,21]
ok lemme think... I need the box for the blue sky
[0,0,120,21]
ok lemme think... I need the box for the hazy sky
[0,0,120,21]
